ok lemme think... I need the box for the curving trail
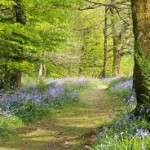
[0,89,124,150]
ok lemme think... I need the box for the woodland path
[0,89,124,150]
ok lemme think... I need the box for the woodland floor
[0,89,124,150]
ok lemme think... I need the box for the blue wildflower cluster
[91,112,150,150]
[0,85,79,108]
[0,80,80,122]
[47,77,91,87]
[47,77,96,92]
[111,79,133,90]
[101,77,119,83]
[109,78,137,105]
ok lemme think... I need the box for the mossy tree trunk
[131,0,150,108]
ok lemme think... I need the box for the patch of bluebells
[111,113,150,139]
[0,108,12,118]
[91,112,150,150]
[100,77,119,82]
[47,78,69,86]
[110,79,133,98]
[112,79,133,90]
[0,81,80,118]
[136,128,150,139]
[47,77,92,86]
[109,78,137,105]
[47,77,95,92]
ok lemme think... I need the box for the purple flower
[101,77,118,82]
[112,80,133,90]
[136,128,149,138]
[114,121,121,129]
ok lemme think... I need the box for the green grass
[0,115,24,136]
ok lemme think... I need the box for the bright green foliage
[72,9,105,77]
[0,23,40,68]
[0,1,41,87]
[0,0,134,86]
[0,0,84,87]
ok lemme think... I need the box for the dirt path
[0,89,124,150]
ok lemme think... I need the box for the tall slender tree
[102,6,109,78]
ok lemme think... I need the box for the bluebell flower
[136,128,149,138]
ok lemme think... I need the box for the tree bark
[15,0,26,25]
[102,6,109,78]
[38,64,47,83]
[78,46,85,76]
[110,0,121,77]
[9,0,26,89]
[131,0,150,107]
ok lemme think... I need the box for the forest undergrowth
[91,77,150,150]
[0,77,123,150]
[0,77,149,150]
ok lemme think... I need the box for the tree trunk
[112,49,121,77]
[10,72,22,88]
[110,0,121,77]
[131,0,150,108]
[38,64,47,83]
[78,46,85,76]
[102,6,109,78]
[9,0,26,89]
[38,64,43,84]
[68,62,72,76]
[15,0,26,25]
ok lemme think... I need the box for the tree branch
[79,0,130,11]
